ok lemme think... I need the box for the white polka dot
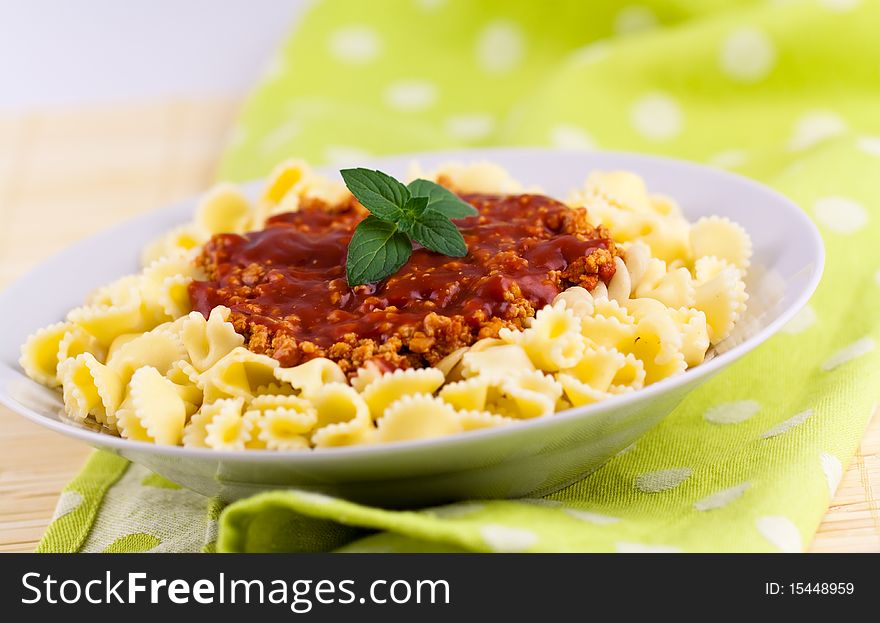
[789,111,848,150]
[476,20,525,75]
[429,502,486,518]
[549,124,597,150]
[324,145,372,165]
[614,6,658,35]
[445,114,495,140]
[260,121,301,155]
[857,135,880,156]
[761,408,814,439]
[630,92,683,141]
[571,41,610,65]
[384,80,437,111]
[756,516,802,552]
[635,467,692,493]
[720,28,776,83]
[51,490,84,521]
[616,542,682,553]
[564,509,621,524]
[328,25,382,64]
[820,452,843,497]
[480,524,538,552]
[694,482,751,511]
[781,304,817,334]
[704,400,761,425]
[707,149,748,169]
[821,337,876,371]
[818,0,861,11]
[813,196,868,234]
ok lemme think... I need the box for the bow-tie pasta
[21,162,752,450]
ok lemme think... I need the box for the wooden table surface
[0,100,878,553]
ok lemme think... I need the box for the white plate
[0,148,823,506]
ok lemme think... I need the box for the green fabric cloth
[40,0,880,552]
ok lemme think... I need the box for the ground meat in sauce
[189,191,619,375]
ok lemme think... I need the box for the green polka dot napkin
[39,0,880,553]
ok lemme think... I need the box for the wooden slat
[0,99,877,553]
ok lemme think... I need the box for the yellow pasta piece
[312,418,378,448]
[180,306,245,372]
[182,398,245,448]
[636,266,695,309]
[376,394,464,443]
[165,360,203,415]
[621,297,668,321]
[585,170,653,213]
[434,347,468,378]
[67,289,152,347]
[311,383,370,428]
[693,266,747,344]
[199,347,279,401]
[195,183,253,236]
[204,401,254,451]
[503,304,586,372]
[439,377,491,412]
[140,251,204,320]
[122,366,190,445]
[606,257,631,303]
[58,353,125,427]
[140,224,205,267]
[57,325,106,371]
[456,410,516,431]
[623,314,687,385]
[552,286,595,318]
[580,311,637,352]
[561,346,645,393]
[461,343,535,380]
[349,360,385,392]
[247,395,316,450]
[86,275,141,307]
[274,357,346,398]
[496,371,561,419]
[558,374,613,407]
[253,382,297,396]
[424,161,523,194]
[671,308,710,367]
[20,321,71,387]
[361,368,445,419]
[106,329,187,385]
[690,216,752,270]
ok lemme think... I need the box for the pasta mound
[20,159,753,450]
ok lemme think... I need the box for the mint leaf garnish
[408,210,468,257]
[340,168,410,222]
[408,178,479,219]
[341,169,476,286]
[345,216,413,286]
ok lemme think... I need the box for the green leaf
[397,195,430,234]
[409,211,468,257]
[341,168,410,221]
[346,216,413,286]
[408,178,478,219]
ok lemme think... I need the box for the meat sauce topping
[189,192,618,374]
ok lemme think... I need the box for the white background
[0,0,306,110]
